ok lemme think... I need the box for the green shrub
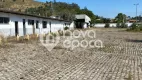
[104,23,110,28]
[121,23,128,28]
[139,25,142,31]
[128,23,142,31]
[117,23,128,28]
[50,32,57,37]
[58,30,64,36]
[64,26,69,30]
[129,23,138,30]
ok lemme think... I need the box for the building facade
[0,10,70,36]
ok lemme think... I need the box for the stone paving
[0,28,142,80]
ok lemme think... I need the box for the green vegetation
[25,2,96,24]
[115,13,128,28]
[0,0,97,24]
[121,23,128,28]
[127,23,142,31]
[104,23,110,28]
[115,13,126,23]
[94,16,111,23]
[64,26,69,30]
[50,32,57,37]
[3,0,141,26]
[117,23,128,28]
[0,0,42,12]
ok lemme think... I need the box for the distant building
[127,19,138,23]
[75,14,91,29]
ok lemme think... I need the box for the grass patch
[124,72,132,80]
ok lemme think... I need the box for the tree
[102,18,110,23]
[115,13,127,23]
[77,7,96,24]
[115,13,127,28]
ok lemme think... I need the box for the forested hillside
[25,1,96,23]
[0,0,111,23]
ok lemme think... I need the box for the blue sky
[37,0,142,18]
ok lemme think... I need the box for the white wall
[0,12,69,36]
[94,23,133,28]
[95,24,105,28]
[69,21,75,30]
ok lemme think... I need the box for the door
[15,21,19,36]
[36,20,39,29]
[23,19,26,35]
[49,22,51,33]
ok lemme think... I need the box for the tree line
[25,1,142,24]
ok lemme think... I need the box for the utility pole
[134,3,139,23]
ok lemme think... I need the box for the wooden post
[24,34,30,41]
[36,34,39,38]
[16,35,20,41]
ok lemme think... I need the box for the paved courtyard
[0,28,142,80]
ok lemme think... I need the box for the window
[28,19,34,25]
[0,17,10,24]
[36,20,39,29]
[42,21,47,28]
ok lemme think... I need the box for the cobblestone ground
[0,28,142,80]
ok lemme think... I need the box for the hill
[0,0,42,11]
[25,1,96,23]
[0,0,96,23]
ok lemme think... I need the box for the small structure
[75,14,91,29]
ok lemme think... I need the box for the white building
[0,10,71,36]
[75,14,91,28]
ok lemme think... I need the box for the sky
[37,0,142,18]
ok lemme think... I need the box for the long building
[0,10,71,36]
